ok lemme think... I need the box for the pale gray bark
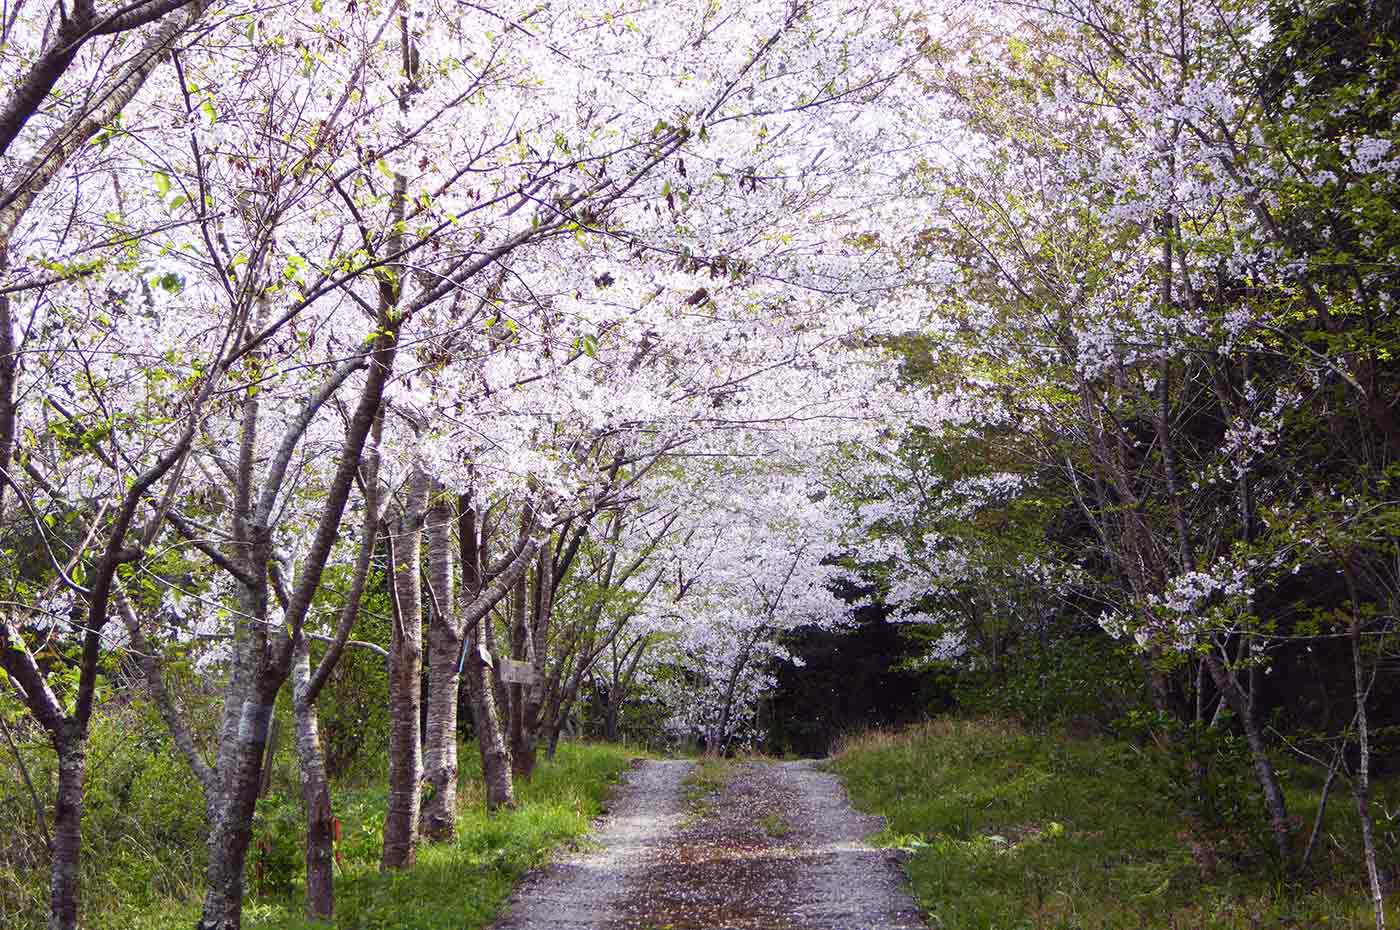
[290,637,335,919]
[422,485,462,840]
[459,496,514,810]
[382,466,428,870]
[289,408,384,918]
[198,308,402,929]
[1344,566,1386,930]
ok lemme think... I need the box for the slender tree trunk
[290,638,334,920]
[201,400,280,930]
[463,636,515,810]
[47,729,86,930]
[382,468,427,870]
[457,496,514,810]
[604,697,621,744]
[1202,652,1291,869]
[490,630,512,745]
[513,709,540,779]
[1345,566,1387,930]
[199,688,277,930]
[508,571,534,779]
[546,719,564,759]
[545,683,581,759]
[422,488,461,840]
[512,549,551,779]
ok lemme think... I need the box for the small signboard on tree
[499,658,539,686]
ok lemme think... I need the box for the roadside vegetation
[681,757,734,823]
[0,704,636,930]
[831,717,1398,930]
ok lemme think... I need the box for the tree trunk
[1203,652,1291,869]
[290,638,334,920]
[1345,566,1387,930]
[508,571,534,779]
[604,698,621,744]
[545,684,580,759]
[457,496,515,810]
[422,488,461,840]
[464,634,515,810]
[546,720,563,759]
[511,713,539,779]
[382,468,427,870]
[47,728,86,930]
[198,693,276,930]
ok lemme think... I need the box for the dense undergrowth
[0,694,636,930]
[830,717,1398,930]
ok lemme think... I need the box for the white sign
[499,658,539,686]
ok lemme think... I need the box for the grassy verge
[105,741,639,930]
[828,717,1397,930]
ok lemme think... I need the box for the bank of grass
[103,741,639,930]
[829,717,1397,930]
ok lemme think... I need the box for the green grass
[828,717,1398,930]
[757,812,792,838]
[681,756,732,823]
[98,741,639,930]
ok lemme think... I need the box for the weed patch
[681,757,732,823]
[757,812,792,838]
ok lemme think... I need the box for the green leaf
[153,171,171,199]
[201,98,218,124]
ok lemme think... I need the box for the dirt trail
[489,758,925,930]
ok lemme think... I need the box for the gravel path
[491,759,692,929]
[489,758,925,930]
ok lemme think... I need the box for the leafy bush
[313,573,392,783]
[956,632,1144,729]
[1114,709,1271,849]
[249,793,306,898]
[1,693,209,930]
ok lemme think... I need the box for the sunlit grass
[829,716,1397,930]
[100,741,639,930]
